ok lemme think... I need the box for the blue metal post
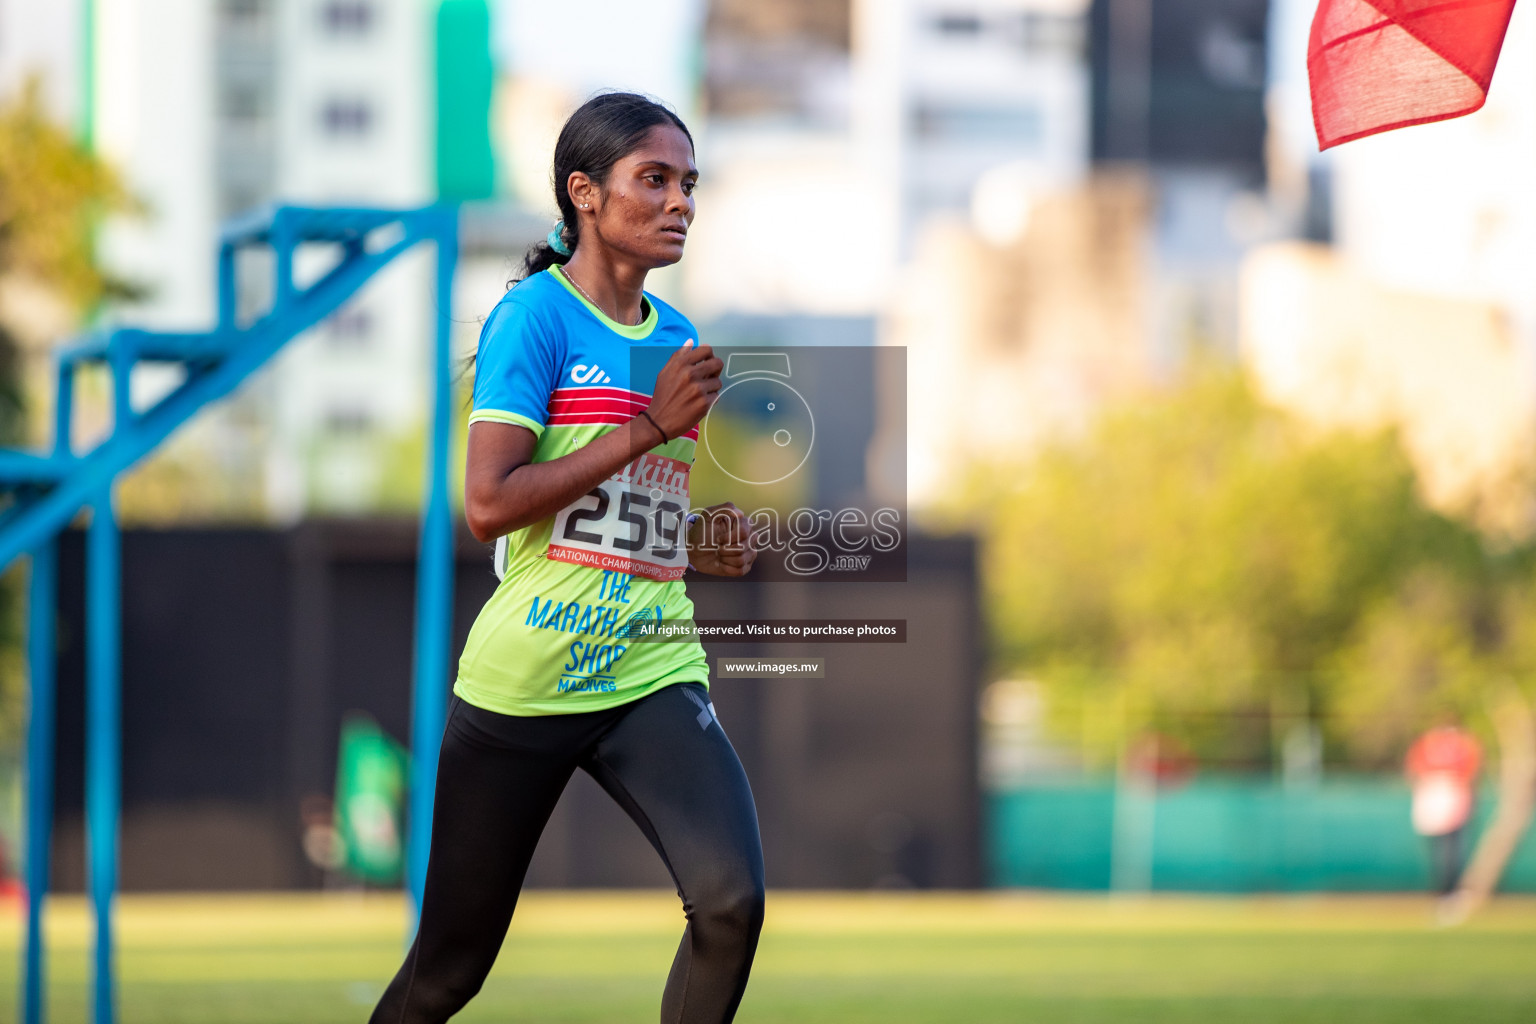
[86,491,120,1024]
[0,234,426,574]
[23,540,58,1024]
[54,362,74,459]
[407,207,459,919]
[217,240,236,332]
[273,220,296,308]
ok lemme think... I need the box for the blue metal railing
[4,203,460,1024]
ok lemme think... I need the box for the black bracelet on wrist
[638,409,668,446]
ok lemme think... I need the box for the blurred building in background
[686,0,1089,310]
[1090,0,1270,366]
[862,0,1090,246]
[7,0,1533,530]
[0,0,441,517]
[2,1,501,518]
[229,0,433,516]
[898,0,1270,501]
[0,0,1273,513]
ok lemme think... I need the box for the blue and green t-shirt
[455,266,708,716]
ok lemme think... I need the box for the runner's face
[587,124,697,269]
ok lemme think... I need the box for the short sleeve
[469,297,560,438]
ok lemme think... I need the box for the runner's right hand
[645,340,723,440]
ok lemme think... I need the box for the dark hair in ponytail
[514,92,694,284]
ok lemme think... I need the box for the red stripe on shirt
[547,395,648,417]
[547,387,700,440]
[544,412,699,441]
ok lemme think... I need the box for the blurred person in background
[1405,719,1483,897]
[369,92,764,1024]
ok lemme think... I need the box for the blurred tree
[0,78,136,745]
[1329,562,1536,912]
[964,362,1536,901]
[0,77,136,310]
[1328,567,1506,764]
[965,365,1502,768]
[0,322,22,747]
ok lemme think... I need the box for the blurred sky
[494,0,704,113]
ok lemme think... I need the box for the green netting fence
[988,776,1536,891]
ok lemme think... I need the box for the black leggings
[370,683,765,1024]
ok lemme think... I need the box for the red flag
[1309,0,1519,149]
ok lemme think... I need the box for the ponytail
[519,221,576,281]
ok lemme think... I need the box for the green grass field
[3,891,1535,1023]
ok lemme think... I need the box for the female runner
[370,92,764,1024]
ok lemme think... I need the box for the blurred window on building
[1198,19,1264,90]
[326,307,373,349]
[222,83,269,125]
[220,186,264,219]
[321,98,374,137]
[932,13,985,35]
[927,9,1085,58]
[322,0,376,36]
[1019,12,1088,57]
[879,1,1095,231]
[1088,0,1269,176]
[217,0,277,219]
[324,406,374,435]
[221,0,271,28]
[704,0,852,126]
[914,102,1043,148]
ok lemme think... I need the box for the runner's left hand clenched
[686,502,758,577]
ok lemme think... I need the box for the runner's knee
[690,869,765,943]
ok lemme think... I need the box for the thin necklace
[562,266,641,327]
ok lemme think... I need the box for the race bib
[546,452,691,581]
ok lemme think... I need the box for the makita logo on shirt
[571,364,612,385]
[615,452,690,493]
